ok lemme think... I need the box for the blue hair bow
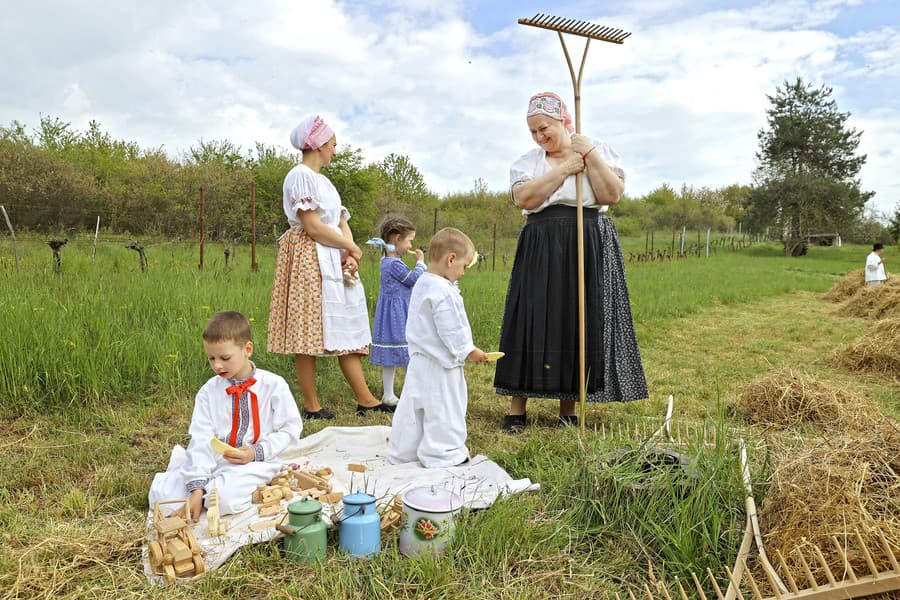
[366,238,396,252]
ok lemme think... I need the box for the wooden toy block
[248,518,278,532]
[251,484,267,504]
[257,503,283,517]
[292,471,329,490]
[347,463,367,473]
[319,492,344,504]
[271,474,291,487]
[206,489,226,537]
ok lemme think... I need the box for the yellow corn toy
[210,438,237,455]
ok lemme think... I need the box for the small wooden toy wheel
[185,529,201,553]
[163,564,176,584]
[192,555,205,575]
[148,541,163,568]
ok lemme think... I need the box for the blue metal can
[338,492,380,557]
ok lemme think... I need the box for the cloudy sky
[2,0,898,215]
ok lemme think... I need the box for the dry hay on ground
[822,268,865,303]
[4,514,143,598]
[835,280,900,321]
[831,318,900,380]
[733,367,880,430]
[755,420,900,591]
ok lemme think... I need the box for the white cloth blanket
[142,426,539,583]
[316,235,371,352]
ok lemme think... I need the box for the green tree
[322,147,379,239]
[749,77,872,256]
[185,139,252,241]
[248,143,298,240]
[888,202,900,242]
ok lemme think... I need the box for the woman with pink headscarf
[494,92,647,433]
[267,115,393,420]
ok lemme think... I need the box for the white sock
[382,367,396,399]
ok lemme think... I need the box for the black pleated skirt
[494,205,648,403]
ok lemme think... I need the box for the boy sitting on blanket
[148,311,303,520]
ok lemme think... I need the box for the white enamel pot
[398,486,462,557]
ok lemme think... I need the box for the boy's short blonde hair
[203,311,252,344]
[429,227,475,263]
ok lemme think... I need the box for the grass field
[0,235,896,599]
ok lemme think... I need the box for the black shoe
[501,413,527,434]
[355,402,395,416]
[557,414,578,427]
[303,408,335,420]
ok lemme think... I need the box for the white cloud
[0,0,896,215]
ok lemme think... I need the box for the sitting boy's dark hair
[203,311,252,344]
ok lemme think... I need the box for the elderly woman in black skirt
[495,92,648,433]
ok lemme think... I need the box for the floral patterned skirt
[494,206,647,403]
[267,228,367,357]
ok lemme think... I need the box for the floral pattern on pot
[413,517,441,541]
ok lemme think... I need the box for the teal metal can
[280,498,327,563]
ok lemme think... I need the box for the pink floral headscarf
[289,115,335,151]
[526,92,574,134]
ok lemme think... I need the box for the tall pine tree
[749,78,872,255]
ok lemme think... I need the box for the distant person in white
[865,243,887,286]
[387,227,488,468]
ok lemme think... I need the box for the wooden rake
[518,14,630,432]
[613,439,900,599]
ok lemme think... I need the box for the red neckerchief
[226,377,259,447]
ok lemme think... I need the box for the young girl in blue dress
[367,217,426,405]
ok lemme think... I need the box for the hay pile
[831,318,900,379]
[733,367,879,430]
[836,281,900,320]
[756,420,900,588]
[822,266,900,320]
[822,268,865,303]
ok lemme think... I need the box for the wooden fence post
[706,228,711,258]
[251,181,258,272]
[0,205,19,270]
[199,186,205,270]
[492,223,497,272]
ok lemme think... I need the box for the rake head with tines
[518,13,631,44]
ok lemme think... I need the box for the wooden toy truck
[148,498,205,583]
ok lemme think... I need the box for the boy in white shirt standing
[865,243,887,286]
[387,228,488,468]
[149,311,303,519]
